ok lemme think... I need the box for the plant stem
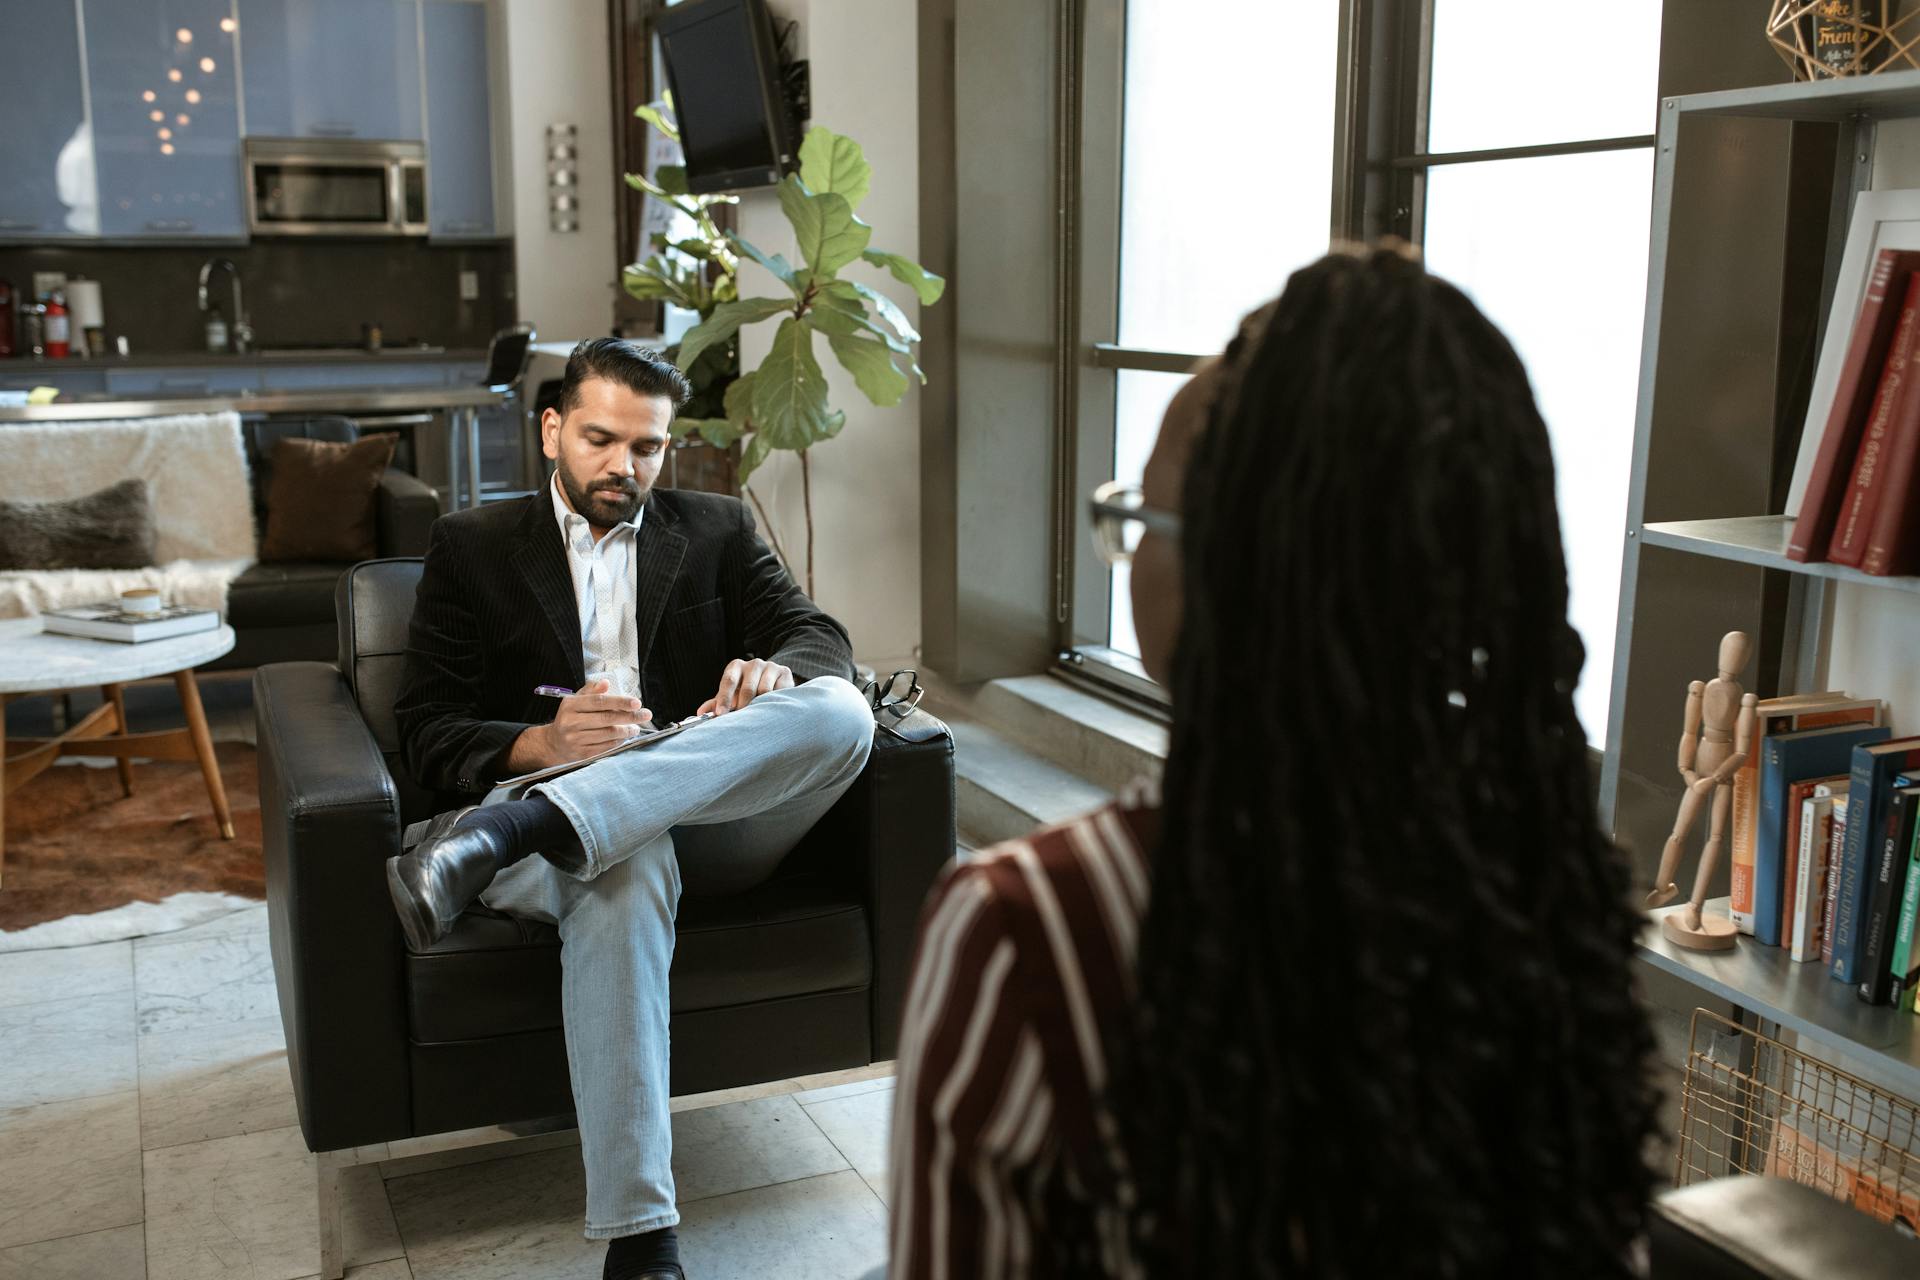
[744,484,796,582]
[800,449,815,600]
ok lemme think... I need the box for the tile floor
[0,903,898,1280]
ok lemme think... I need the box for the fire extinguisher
[44,290,70,359]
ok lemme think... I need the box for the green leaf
[634,102,679,140]
[678,416,745,450]
[798,128,872,211]
[808,288,913,354]
[818,409,847,442]
[726,232,798,289]
[777,176,871,278]
[669,237,716,262]
[751,318,836,450]
[862,249,946,305]
[724,372,757,429]
[622,258,703,310]
[825,332,908,407]
[654,165,689,196]
[739,432,773,484]
[824,279,920,344]
[676,298,792,372]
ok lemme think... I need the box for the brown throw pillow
[0,478,158,571]
[258,435,397,563]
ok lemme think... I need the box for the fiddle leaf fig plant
[623,108,944,598]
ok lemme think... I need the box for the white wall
[501,0,617,344]
[734,0,922,664]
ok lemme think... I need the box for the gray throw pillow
[0,478,159,571]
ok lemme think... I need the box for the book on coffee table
[40,602,222,643]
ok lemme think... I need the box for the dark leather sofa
[254,558,956,1278]
[208,417,440,673]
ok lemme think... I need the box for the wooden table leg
[173,668,234,840]
[101,683,134,799]
[1,704,8,889]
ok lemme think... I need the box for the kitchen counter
[0,384,507,510]
[0,347,487,371]
[0,384,503,423]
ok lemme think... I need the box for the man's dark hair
[1105,246,1658,1277]
[558,337,692,417]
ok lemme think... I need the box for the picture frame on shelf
[1788,187,1920,518]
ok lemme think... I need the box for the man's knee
[803,675,875,772]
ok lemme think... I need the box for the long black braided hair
[1107,245,1659,1277]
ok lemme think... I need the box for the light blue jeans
[478,675,875,1239]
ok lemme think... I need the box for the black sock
[451,795,583,870]
[604,1225,681,1279]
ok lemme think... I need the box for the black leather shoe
[384,807,509,951]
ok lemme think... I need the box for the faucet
[197,258,253,355]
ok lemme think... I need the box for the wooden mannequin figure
[1645,630,1759,951]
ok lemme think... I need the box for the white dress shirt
[551,474,644,697]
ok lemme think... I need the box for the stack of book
[1728,691,1920,1009]
[1790,247,1920,575]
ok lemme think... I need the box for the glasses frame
[863,668,925,714]
[1088,480,1181,567]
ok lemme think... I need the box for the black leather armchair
[210,417,441,672]
[1652,1175,1920,1277]
[256,558,956,1278]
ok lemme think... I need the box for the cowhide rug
[0,743,264,950]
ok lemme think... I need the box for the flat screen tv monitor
[654,0,795,194]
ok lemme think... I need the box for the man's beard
[558,463,646,528]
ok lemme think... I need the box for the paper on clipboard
[482,711,715,805]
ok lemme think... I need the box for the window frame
[1055,0,1656,710]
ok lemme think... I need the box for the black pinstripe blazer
[392,487,855,796]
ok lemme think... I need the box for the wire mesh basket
[1677,1007,1920,1233]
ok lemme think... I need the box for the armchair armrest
[255,661,412,1152]
[1651,1175,1920,1279]
[807,712,956,1060]
[376,467,440,558]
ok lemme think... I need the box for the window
[1066,1,1662,744]
[1083,0,1341,675]
[1417,0,1662,743]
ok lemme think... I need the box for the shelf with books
[1639,514,1920,595]
[1643,898,1920,1101]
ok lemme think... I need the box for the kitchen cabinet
[0,3,93,239]
[87,0,247,239]
[423,0,496,239]
[238,0,423,142]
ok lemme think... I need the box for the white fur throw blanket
[0,412,255,619]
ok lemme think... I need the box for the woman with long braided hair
[886,244,1658,1278]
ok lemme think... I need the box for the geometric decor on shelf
[1767,1,1920,80]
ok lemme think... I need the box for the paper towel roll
[66,278,104,329]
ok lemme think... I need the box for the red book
[1829,271,1920,566]
[1791,249,1920,561]
[1782,776,1827,945]
[1863,321,1920,573]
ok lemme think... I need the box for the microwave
[244,138,427,236]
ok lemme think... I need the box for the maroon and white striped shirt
[888,797,1160,1279]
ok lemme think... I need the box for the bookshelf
[1603,69,1920,1097]
[1645,898,1920,1101]
[1640,516,1920,595]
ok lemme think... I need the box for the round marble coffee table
[0,616,238,887]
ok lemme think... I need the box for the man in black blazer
[388,339,875,1280]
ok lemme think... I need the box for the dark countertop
[0,384,503,422]
[1,347,488,371]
